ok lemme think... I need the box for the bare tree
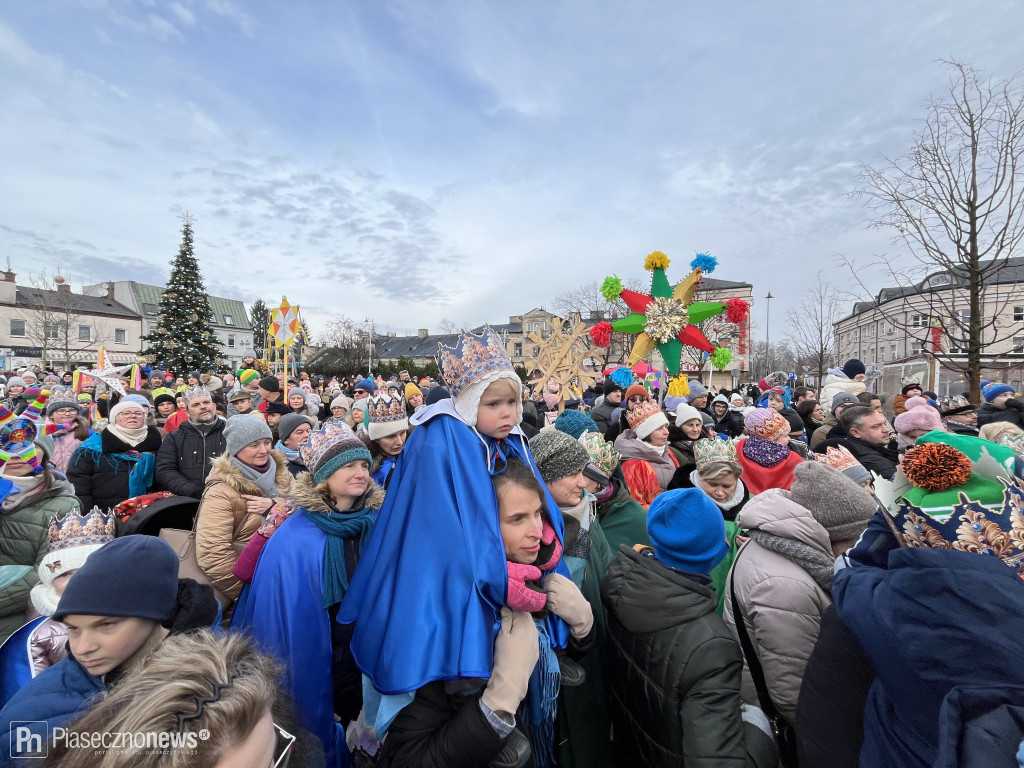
[438,318,458,334]
[311,315,370,375]
[549,279,645,367]
[785,273,840,384]
[748,340,800,382]
[18,274,108,369]
[849,61,1024,402]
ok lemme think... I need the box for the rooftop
[130,282,251,329]
[14,287,139,318]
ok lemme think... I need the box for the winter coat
[977,399,1024,429]
[591,398,619,437]
[614,430,680,510]
[819,371,865,414]
[0,480,82,644]
[601,545,778,768]
[154,418,227,500]
[595,477,651,553]
[796,604,874,768]
[48,426,90,476]
[817,434,899,480]
[65,427,162,511]
[734,438,803,495]
[834,548,1024,768]
[195,452,292,601]
[723,489,833,725]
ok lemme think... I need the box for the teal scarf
[305,497,376,609]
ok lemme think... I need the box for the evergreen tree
[141,214,223,373]
[248,297,270,359]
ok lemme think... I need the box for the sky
[2,1,1022,341]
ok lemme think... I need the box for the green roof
[130,282,251,330]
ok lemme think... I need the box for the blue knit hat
[983,383,1015,403]
[354,378,376,395]
[647,488,729,575]
[54,537,179,622]
[554,409,599,439]
[685,381,709,402]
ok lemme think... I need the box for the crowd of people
[1,343,1024,767]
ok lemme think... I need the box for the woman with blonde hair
[40,630,313,768]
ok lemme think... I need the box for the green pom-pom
[710,346,733,370]
[601,275,624,303]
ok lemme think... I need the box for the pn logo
[10,722,47,758]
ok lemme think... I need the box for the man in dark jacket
[591,379,623,438]
[600,488,777,768]
[155,387,226,499]
[817,405,899,480]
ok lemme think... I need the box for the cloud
[169,2,196,28]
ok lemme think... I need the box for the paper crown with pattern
[437,327,516,400]
[367,391,409,441]
[625,400,662,430]
[693,437,737,466]
[45,506,117,554]
[578,431,621,477]
[814,446,863,474]
[183,385,212,404]
[0,389,66,473]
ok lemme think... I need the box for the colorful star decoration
[588,251,750,376]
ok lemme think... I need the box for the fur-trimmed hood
[288,469,386,513]
[206,451,292,496]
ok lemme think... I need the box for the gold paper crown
[45,506,117,553]
[693,438,737,466]
[578,431,620,477]
[436,327,516,400]
[626,400,662,431]
[814,446,862,474]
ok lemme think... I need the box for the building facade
[0,272,143,370]
[83,281,254,369]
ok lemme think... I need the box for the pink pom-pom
[725,297,750,325]
[589,321,612,348]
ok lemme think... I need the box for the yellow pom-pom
[667,376,690,398]
[644,251,671,271]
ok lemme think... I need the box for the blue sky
[1,1,1022,339]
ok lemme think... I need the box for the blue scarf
[274,440,300,462]
[75,432,156,499]
[304,497,376,609]
[522,618,560,768]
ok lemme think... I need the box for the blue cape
[338,404,570,695]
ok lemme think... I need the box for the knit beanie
[673,403,702,427]
[831,392,860,411]
[893,397,945,435]
[238,369,260,387]
[685,381,708,402]
[54,537,179,622]
[45,389,80,416]
[6,376,25,389]
[901,383,924,396]
[554,409,599,439]
[121,393,152,409]
[425,386,450,405]
[264,400,291,416]
[529,429,591,484]
[603,378,624,396]
[781,409,805,435]
[627,401,670,440]
[331,395,352,412]
[405,383,423,401]
[744,408,788,440]
[624,384,649,403]
[842,359,866,379]
[258,375,280,393]
[223,414,273,456]
[108,400,146,423]
[788,462,877,542]
[647,488,729,574]
[354,378,376,395]
[153,393,177,410]
[299,423,372,484]
[278,413,311,444]
[983,383,1014,403]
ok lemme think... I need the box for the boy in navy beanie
[0,538,218,758]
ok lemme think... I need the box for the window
[45,322,65,340]
[891,344,897,359]
[224,315,234,326]
[115,329,127,344]
[1015,336,1024,354]
[910,314,928,328]
[880,346,886,362]
[1015,307,1024,322]
[227,334,236,348]
[910,340,924,355]
[9,319,24,337]
[513,343,523,357]
[78,325,91,341]
[211,313,218,324]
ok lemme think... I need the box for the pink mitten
[506,562,547,612]
[534,518,563,572]
[257,502,293,538]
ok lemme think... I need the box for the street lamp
[365,318,375,374]
[764,292,774,375]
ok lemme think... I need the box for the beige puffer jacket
[723,488,833,725]
[819,372,865,415]
[196,452,293,600]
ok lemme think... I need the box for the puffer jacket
[65,427,162,511]
[154,418,227,499]
[195,452,292,601]
[601,545,777,768]
[977,399,1024,429]
[818,371,865,415]
[0,478,82,644]
[591,398,619,437]
[723,489,832,725]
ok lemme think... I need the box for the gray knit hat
[278,413,311,444]
[788,461,876,542]
[529,429,590,484]
[223,414,273,457]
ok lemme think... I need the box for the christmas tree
[141,214,223,373]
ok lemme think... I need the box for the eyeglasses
[627,395,647,403]
[273,722,296,768]
[52,408,79,416]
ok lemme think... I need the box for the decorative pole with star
[588,251,750,407]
